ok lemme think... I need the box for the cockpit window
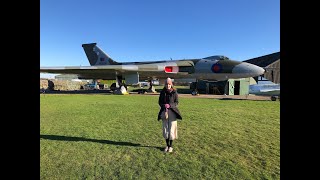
[203,56,229,60]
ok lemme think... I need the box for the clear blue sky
[40,0,279,68]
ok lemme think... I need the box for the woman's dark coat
[157,89,182,120]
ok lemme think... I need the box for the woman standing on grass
[158,78,182,153]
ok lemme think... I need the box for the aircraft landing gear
[111,83,128,95]
[110,76,129,95]
[271,95,280,101]
[190,81,199,96]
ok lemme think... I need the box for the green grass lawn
[40,94,280,180]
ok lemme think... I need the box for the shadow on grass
[218,98,247,100]
[40,89,113,94]
[40,134,162,151]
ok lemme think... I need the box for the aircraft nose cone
[233,62,265,77]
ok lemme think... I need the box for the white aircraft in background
[249,83,280,100]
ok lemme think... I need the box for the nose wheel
[191,90,199,96]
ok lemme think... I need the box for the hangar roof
[243,52,280,67]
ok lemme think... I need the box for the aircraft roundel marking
[211,63,222,73]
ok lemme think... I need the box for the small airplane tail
[82,43,118,65]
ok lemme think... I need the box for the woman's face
[165,84,172,89]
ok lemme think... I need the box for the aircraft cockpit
[203,55,229,60]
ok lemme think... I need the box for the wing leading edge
[40,61,195,80]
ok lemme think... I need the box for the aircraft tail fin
[82,43,118,65]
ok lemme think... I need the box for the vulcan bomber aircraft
[40,43,265,94]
